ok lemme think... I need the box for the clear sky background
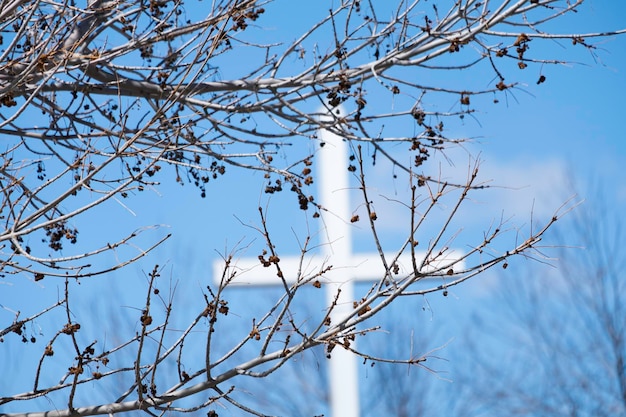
[1,1,625,416]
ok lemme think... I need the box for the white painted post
[317,107,359,417]
[213,106,464,417]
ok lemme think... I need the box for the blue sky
[1,1,626,416]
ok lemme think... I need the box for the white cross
[213,106,463,417]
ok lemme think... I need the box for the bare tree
[0,1,623,416]
[456,188,626,417]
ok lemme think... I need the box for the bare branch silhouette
[0,1,623,416]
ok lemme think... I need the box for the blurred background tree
[458,185,626,417]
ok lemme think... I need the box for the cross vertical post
[317,108,359,417]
